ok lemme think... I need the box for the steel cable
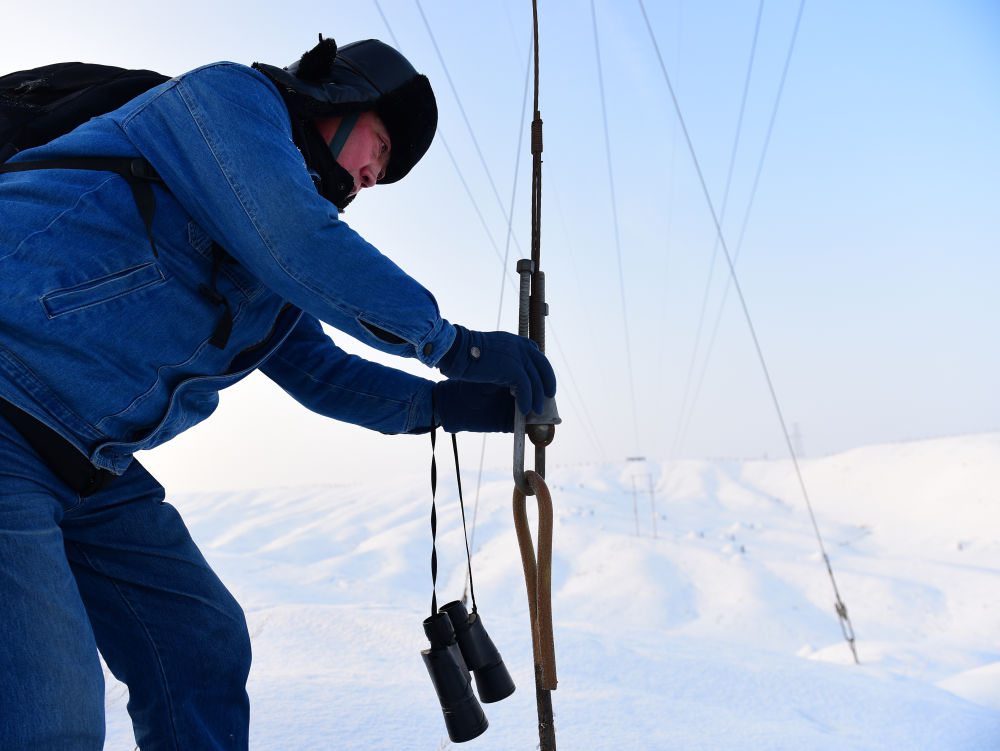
[638,0,858,663]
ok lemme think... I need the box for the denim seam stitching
[3,174,119,263]
[68,540,182,749]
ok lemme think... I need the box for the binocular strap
[428,428,478,617]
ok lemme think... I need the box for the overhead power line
[590,0,643,459]
[680,0,816,451]
[414,0,527,257]
[373,0,512,277]
[637,0,857,663]
[671,0,765,458]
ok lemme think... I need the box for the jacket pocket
[40,262,166,318]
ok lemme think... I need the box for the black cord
[451,433,477,613]
[428,430,478,616]
[429,426,439,617]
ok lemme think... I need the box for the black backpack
[0,62,170,253]
[0,61,169,161]
[0,61,234,350]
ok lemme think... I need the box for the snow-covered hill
[105,433,1000,749]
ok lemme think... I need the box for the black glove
[432,381,515,433]
[437,326,556,415]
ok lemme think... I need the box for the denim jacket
[0,62,454,474]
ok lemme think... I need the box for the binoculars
[421,600,515,743]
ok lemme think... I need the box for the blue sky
[5,0,998,489]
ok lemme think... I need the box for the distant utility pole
[648,474,657,539]
[630,474,640,536]
[792,422,805,458]
[627,457,649,538]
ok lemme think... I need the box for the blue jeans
[0,413,251,749]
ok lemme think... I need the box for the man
[0,37,555,749]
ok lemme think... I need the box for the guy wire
[637,0,858,662]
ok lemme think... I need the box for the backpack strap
[197,241,235,350]
[0,397,116,497]
[0,156,161,256]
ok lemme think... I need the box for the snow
[104,433,1000,749]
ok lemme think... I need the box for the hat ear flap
[376,74,437,183]
[296,36,339,81]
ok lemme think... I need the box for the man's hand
[432,381,515,433]
[437,326,556,415]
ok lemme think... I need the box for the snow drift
[104,433,1000,749]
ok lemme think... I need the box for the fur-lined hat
[254,36,437,185]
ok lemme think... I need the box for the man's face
[315,111,392,197]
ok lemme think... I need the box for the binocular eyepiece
[421,600,515,743]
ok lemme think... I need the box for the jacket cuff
[419,319,458,368]
[406,380,436,434]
